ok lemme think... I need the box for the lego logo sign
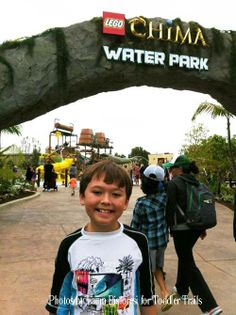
[103,11,125,36]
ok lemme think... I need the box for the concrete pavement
[0,185,235,315]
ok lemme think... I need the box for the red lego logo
[103,11,125,36]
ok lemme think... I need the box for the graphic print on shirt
[73,255,134,314]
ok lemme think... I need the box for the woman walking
[165,155,223,315]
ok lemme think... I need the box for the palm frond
[192,102,234,121]
[0,145,13,154]
[1,125,22,136]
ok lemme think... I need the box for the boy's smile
[80,175,129,232]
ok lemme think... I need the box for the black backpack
[176,181,217,230]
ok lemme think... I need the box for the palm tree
[192,102,236,241]
[0,125,22,149]
[192,102,236,177]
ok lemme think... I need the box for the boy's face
[80,174,129,232]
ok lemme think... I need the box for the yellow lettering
[167,27,173,41]
[129,17,146,39]
[174,26,183,43]
[175,26,192,45]
[147,22,164,40]
[128,17,208,48]
[193,28,208,47]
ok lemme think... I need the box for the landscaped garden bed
[0,166,37,205]
[0,190,36,205]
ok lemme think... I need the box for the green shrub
[218,183,234,205]
[0,180,12,194]
[0,165,33,197]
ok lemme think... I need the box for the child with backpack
[165,155,223,315]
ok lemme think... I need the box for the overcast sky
[1,0,236,157]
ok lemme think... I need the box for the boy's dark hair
[141,175,166,195]
[79,160,133,199]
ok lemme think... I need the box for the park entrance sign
[103,46,209,70]
[0,12,236,128]
[103,14,209,70]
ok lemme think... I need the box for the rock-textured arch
[0,16,236,129]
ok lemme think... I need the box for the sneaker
[172,286,189,301]
[201,306,223,315]
[161,293,177,312]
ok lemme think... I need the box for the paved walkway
[0,185,235,315]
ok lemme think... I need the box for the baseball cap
[163,155,190,169]
[143,165,165,181]
[162,162,173,169]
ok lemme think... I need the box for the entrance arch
[0,15,235,129]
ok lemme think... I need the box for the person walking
[132,163,141,185]
[25,165,33,183]
[165,155,223,315]
[69,176,77,196]
[43,159,54,191]
[131,165,174,312]
[69,162,77,179]
[31,166,37,190]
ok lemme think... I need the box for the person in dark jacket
[69,163,77,179]
[43,159,54,191]
[165,155,223,315]
[25,165,33,183]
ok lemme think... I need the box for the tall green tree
[129,146,150,166]
[181,123,209,155]
[181,125,229,193]
[192,102,236,241]
[192,102,236,178]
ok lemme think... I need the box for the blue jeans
[173,230,218,312]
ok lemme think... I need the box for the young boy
[46,160,157,315]
[131,165,174,312]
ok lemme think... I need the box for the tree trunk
[227,117,236,178]
[234,194,236,241]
